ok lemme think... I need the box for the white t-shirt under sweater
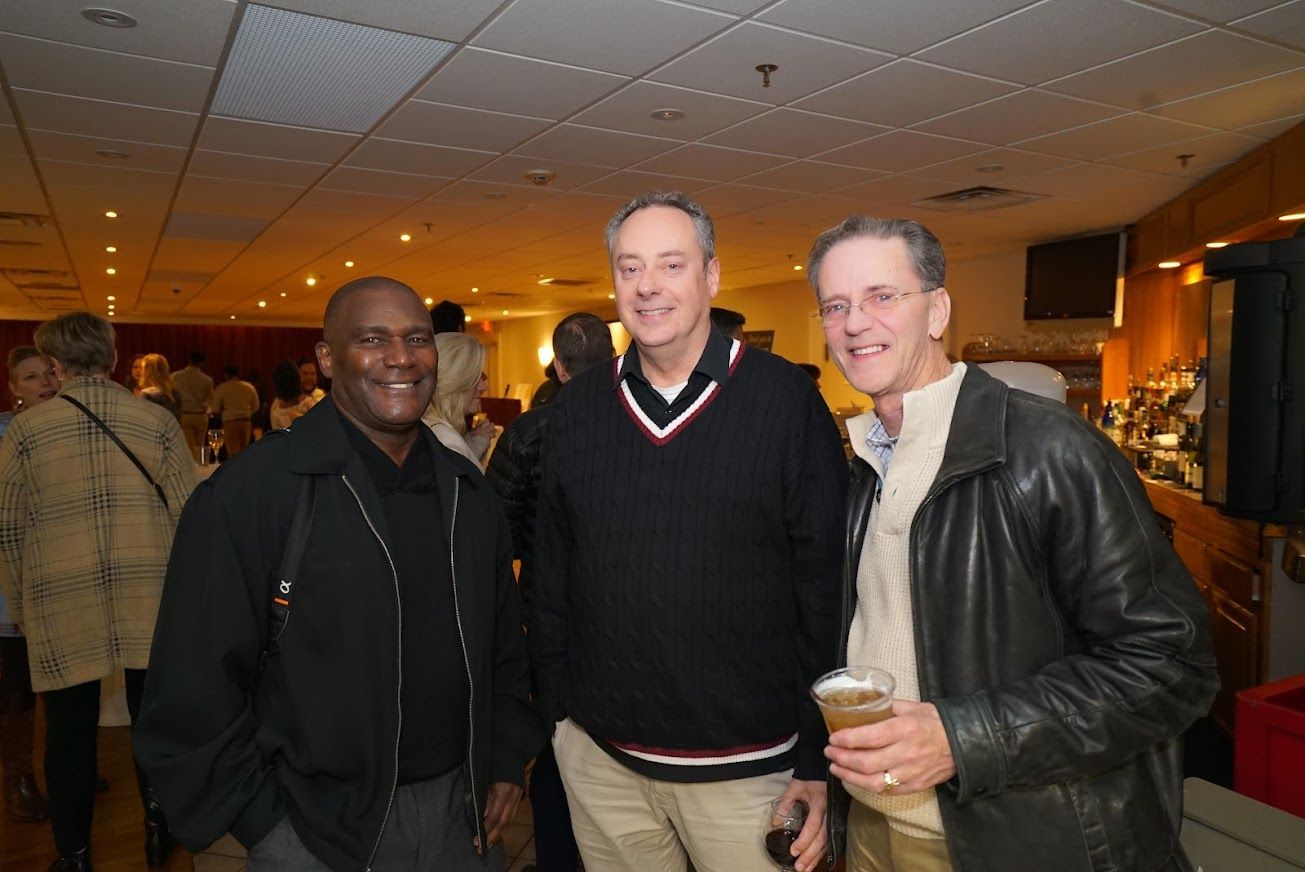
[843,361,966,840]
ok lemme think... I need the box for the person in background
[431,299,468,334]
[139,353,181,421]
[0,346,58,825]
[808,216,1217,870]
[269,360,312,430]
[423,333,493,469]
[797,363,822,387]
[529,362,562,409]
[709,306,745,341]
[297,357,326,406]
[173,351,214,452]
[485,312,614,872]
[123,353,145,396]
[210,365,260,457]
[0,313,196,871]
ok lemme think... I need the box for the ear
[554,358,571,383]
[315,341,334,380]
[705,257,721,300]
[928,288,952,341]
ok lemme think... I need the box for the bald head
[323,276,421,345]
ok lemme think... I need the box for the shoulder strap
[267,474,317,646]
[62,394,169,509]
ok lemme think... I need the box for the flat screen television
[1023,232,1123,319]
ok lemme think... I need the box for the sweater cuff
[229,777,286,850]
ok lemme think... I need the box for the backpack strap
[264,474,316,658]
[62,394,169,509]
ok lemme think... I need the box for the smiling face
[316,285,437,445]
[10,355,59,409]
[818,235,951,406]
[611,205,720,375]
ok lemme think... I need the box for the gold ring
[883,771,901,793]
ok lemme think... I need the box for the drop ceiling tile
[1045,31,1303,109]
[650,22,892,104]
[0,35,214,113]
[472,0,733,75]
[0,0,236,65]
[188,150,330,186]
[25,130,188,173]
[819,130,988,173]
[1017,162,1190,202]
[0,156,46,213]
[705,109,885,158]
[574,81,769,140]
[259,0,501,41]
[292,189,415,221]
[577,170,714,198]
[1149,0,1285,22]
[12,91,200,146]
[471,155,614,191]
[414,48,628,119]
[1232,0,1305,48]
[164,213,268,243]
[693,184,801,216]
[345,138,495,177]
[795,60,1017,127]
[759,0,1032,54]
[429,180,561,211]
[917,0,1201,85]
[513,124,677,168]
[915,148,1078,184]
[319,166,447,199]
[913,89,1123,145]
[1238,112,1304,139]
[0,97,13,126]
[0,125,26,157]
[37,160,178,195]
[1016,113,1214,160]
[174,176,306,218]
[679,0,770,12]
[1149,68,1305,130]
[739,161,884,194]
[375,102,551,152]
[1103,131,1265,177]
[631,143,789,181]
[835,174,966,206]
[199,117,357,163]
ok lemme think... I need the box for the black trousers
[532,744,579,872]
[42,670,146,855]
[0,636,36,710]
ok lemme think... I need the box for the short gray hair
[806,216,945,297]
[604,190,716,264]
[34,311,116,376]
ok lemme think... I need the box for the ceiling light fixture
[470,287,479,294]
[607,293,615,300]
[105,245,116,253]
[537,277,554,285]
[96,149,130,160]
[650,108,685,121]
[793,264,803,271]
[82,8,138,28]
[501,309,509,316]
[306,276,317,286]
[258,300,267,308]
[230,315,236,320]
[399,233,412,242]
[463,314,472,323]
[424,297,434,306]
[344,260,354,267]
[107,310,116,316]
[1280,212,1305,221]
[104,210,118,218]
[105,267,116,275]
[1205,241,1229,249]
[1158,261,1181,269]
[106,295,115,301]
[280,291,287,297]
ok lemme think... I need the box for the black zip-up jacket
[484,403,550,600]
[829,365,1217,871]
[135,398,545,871]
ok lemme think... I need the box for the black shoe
[47,847,91,871]
[5,773,49,822]
[144,799,177,868]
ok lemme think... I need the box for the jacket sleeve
[484,419,530,562]
[528,401,573,726]
[934,422,1218,802]
[784,381,849,781]
[158,413,198,524]
[133,479,286,850]
[488,500,548,786]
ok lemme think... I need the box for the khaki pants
[552,717,791,872]
[180,412,207,452]
[224,418,252,456]
[847,800,953,872]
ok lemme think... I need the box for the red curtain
[0,320,324,402]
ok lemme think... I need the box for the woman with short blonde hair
[422,333,492,469]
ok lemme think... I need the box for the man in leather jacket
[808,216,1217,871]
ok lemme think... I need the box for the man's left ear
[706,257,721,299]
[928,288,951,341]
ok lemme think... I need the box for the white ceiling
[0,0,1302,325]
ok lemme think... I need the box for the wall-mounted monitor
[1023,232,1123,320]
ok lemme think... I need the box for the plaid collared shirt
[866,417,899,473]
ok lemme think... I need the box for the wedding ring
[883,771,901,793]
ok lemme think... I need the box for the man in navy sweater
[531,191,847,872]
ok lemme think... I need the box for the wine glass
[763,797,808,870]
[205,428,225,464]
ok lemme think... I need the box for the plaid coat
[0,376,196,691]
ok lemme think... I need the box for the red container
[1234,673,1305,819]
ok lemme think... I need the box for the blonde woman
[138,353,181,421]
[422,333,493,469]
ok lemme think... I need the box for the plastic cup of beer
[811,667,895,733]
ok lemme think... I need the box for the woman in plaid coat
[0,312,196,871]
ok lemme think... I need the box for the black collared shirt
[339,415,467,782]
[616,327,733,428]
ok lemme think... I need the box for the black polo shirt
[340,415,467,782]
[616,327,732,427]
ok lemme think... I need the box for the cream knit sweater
[843,362,966,839]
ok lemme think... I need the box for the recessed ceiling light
[306,276,317,286]
[1279,212,1305,221]
[280,291,287,297]
[650,108,685,121]
[107,303,115,309]
[793,264,803,271]
[463,314,472,323]
[537,277,554,285]
[105,267,116,275]
[399,233,412,242]
[607,293,615,300]
[501,309,509,316]
[107,310,116,316]
[470,287,479,294]
[105,245,116,253]
[106,295,115,301]
[976,164,1004,174]
[104,210,118,218]
[82,8,137,28]
[1158,261,1181,269]
[344,260,354,267]
[229,315,236,320]
[258,300,267,308]
[1205,241,1229,249]
[96,149,130,160]
[424,297,434,306]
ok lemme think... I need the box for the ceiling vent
[0,212,54,228]
[0,240,42,247]
[911,186,1045,213]
[26,292,83,310]
[2,268,78,289]
[540,278,595,287]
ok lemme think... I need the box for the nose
[842,299,877,333]
[382,337,415,367]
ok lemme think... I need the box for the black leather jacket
[484,404,550,599]
[829,365,1217,871]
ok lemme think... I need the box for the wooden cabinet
[1208,588,1259,734]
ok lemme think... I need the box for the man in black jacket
[809,216,1217,870]
[485,311,613,872]
[135,277,544,871]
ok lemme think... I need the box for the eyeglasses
[814,288,936,325]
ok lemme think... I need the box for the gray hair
[604,190,716,264]
[553,312,614,378]
[34,311,116,376]
[806,216,946,297]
